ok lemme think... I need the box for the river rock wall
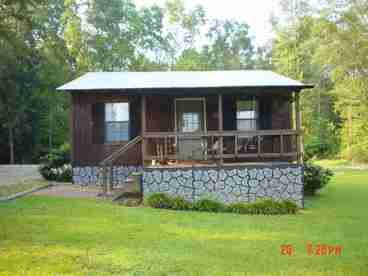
[142,166,304,207]
[72,166,143,186]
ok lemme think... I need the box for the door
[175,98,206,160]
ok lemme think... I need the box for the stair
[99,136,143,197]
[112,172,142,202]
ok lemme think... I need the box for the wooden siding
[71,92,141,166]
[71,92,294,166]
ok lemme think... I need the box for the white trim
[174,97,207,133]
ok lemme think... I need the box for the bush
[304,140,332,160]
[226,199,298,215]
[252,199,282,215]
[170,196,193,211]
[144,193,172,209]
[192,199,225,213]
[144,193,299,215]
[226,203,251,214]
[39,143,72,182]
[304,162,333,196]
[281,200,299,214]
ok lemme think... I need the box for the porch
[140,93,303,168]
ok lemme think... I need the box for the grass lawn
[0,181,47,198]
[0,167,367,275]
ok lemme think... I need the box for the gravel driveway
[0,165,43,186]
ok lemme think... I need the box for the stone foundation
[73,166,143,186]
[142,166,304,207]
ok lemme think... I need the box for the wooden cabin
[58,70,313,207]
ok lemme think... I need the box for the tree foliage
[272,0,368,162]
[1,0,367,163]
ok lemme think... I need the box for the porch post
[141,95,147,166]
[295,92,303,164]
[218,94,223,165]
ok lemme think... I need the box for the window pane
[105,103,129,122]
[237,110,256,119]
[237,119,257,130]
[182,112,200,132]
[105,122,129,142]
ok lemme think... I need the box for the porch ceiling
[57,70,314,93]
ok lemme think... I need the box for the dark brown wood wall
[71,92,142,166]
[146,95,174,132]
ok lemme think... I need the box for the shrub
[304,162,334,196]
[39,143,72,182]
[192,199,225,213]
[144,193,172,209]
[281,200,299,214]
[170,196,192,211]
[252,199,282,215]
[143,193,299,215]
[226,203,251,214]
[305,140,332,160]
[226,200,298,215]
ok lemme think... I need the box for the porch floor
[145,161,295,169]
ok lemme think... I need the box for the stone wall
[73,166,143,186]
[142,166,304,207]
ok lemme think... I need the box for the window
[182,112,200,132]
[237,97,258,130]
[176,99,205,133]
[105,103,129,142]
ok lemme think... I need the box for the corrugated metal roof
[57,70,313,91]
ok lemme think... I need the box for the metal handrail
[100,135,142,166]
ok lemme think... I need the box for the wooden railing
[100,135,142,195]
[142,129,301,163]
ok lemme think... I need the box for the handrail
[100,135,142,166]
[144,129,299,138]
[142,129,301,163]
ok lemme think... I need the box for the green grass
[0,170,368,275]
[0,181,47,197]
[314,159,368,171]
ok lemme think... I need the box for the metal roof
[57,70,313,91]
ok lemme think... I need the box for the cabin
[58,70,313,207]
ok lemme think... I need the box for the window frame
[104,102,130,144]
[174,97,207,133]
[236,96,259,131]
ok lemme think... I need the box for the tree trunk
[8,125,14,164]
[49,106,53,150]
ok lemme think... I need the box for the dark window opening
[236,97,258,131]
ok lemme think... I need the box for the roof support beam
[295,92,303,164]
[218,94,223,165]
[141,95,147,166]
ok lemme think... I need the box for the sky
[135,0,282,46]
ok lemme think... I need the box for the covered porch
[141,91,303,168]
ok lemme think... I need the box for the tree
[0,0,44,163]
[62,0,90,74]
[203,19,254,70]
[272,2,340,158]
[85,0,167,71]
[314,1,368,161]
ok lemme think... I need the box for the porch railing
[142,129,301,164]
